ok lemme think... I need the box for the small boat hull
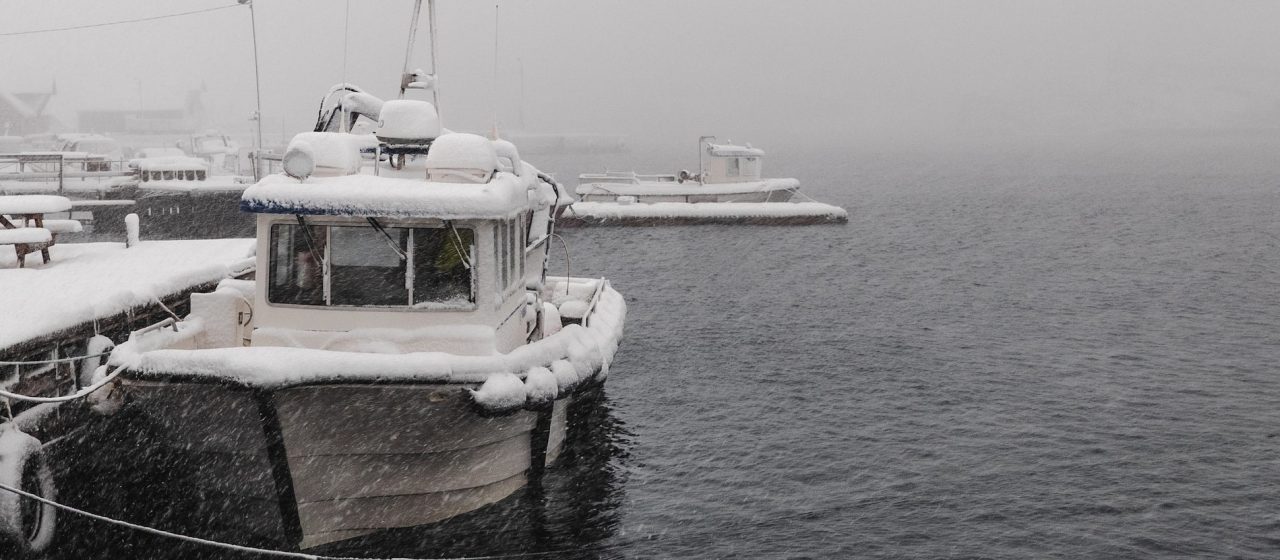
[122,379,584,550]
[576,178,798,204]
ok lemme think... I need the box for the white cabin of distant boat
[701,141,765,184]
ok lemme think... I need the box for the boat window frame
[265,217,478,312]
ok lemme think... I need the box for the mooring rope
[0,349,113,367]
[0,363,127,404]
[0,480,625,560]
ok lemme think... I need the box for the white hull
[575,177,799,204]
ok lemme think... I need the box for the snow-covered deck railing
[240,172,532,219]
[0,239,256,350]
[110,280,626,401]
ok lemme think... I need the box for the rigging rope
[0,479,628,560]
[0,4,242,37]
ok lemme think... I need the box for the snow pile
[251,324,497,355]
[425,133,498,172]
[523,367,559,407]
[0,195,72,214]
[285,132,371,176]
[110,278,627,413]
[0,228,51,244]
[468,372,525,411]
[376,100,441,143]
[0,239,255,349]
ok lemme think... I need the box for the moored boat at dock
[565,136,847,226]
[101,87,627,549]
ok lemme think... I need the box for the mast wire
[0,4,241,37]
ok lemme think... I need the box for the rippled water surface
[49,148,1280,558]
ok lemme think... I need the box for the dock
[1,239,255,357]
[558,201,849,227]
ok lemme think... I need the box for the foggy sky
[3,0,1280,151]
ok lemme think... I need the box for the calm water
[49,146,1280,558]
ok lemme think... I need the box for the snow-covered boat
[102,93,626,549]
[566,136,847,225]
[576,137,796,204]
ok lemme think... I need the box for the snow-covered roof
[240,171,532,219]
[707,143,765,157]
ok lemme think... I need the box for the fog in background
[4,0,1280,165]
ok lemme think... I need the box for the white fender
[0,427,56,555]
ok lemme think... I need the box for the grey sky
[3,0,1279,150]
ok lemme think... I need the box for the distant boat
[576,137,798,203]
[565,136,847,226]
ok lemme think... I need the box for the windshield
[268,222,474,309]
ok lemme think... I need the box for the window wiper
[446,220,473,270]
[295,214,325,267]
[367,217,408,261]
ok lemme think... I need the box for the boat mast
[399,0,441,118]
[241,0,265,180]
[399,0,423,100]
[428,0,441,112]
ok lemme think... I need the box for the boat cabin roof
[707,142,765,158]
[240,171,533,220]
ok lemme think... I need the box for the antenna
[428,0,440,113]
[491,0,500,139]
[340,0,351,132]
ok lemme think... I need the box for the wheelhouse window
[269,221,475,309]
[330,225,409,306]
[725,157,740,177]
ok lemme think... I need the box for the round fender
[0,428,56,556]
[79,335,115,388]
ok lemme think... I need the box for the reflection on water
[46,389,633,560]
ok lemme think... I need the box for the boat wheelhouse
[103,96,626,550]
